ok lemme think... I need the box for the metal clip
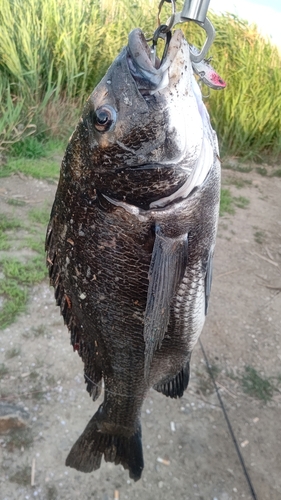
[189,18,216,63]
[166,12,216,63]
[154,0,226,90]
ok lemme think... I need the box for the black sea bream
[46,28,221,481]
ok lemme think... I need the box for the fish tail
[65,406,144,481]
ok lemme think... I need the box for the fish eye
[93,105,116,132]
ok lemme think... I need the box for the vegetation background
[0,0,281,161]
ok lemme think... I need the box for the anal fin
[153,357,191,399]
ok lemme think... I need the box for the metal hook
[149,25,172,68]
[198,79,210,98]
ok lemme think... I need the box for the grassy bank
[0,0,281,159]
[0,208,50,328]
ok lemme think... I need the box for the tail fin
[65,408,144,481]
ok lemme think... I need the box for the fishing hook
[152,26,172,66]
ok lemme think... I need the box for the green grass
[9,465,31,486]
[196,362,221,395]
[256,166,267,176]
[6,198,26,207]
[28,206,51,226]
[0,157,60,179]
[2,256,46,285]
[0,206,50,329]
[46,485,58,500]
[0,215,22,232]
[31,383,46,400]
[254,230,265,244]
[225,177,252,189]
[222,163,253,173]
[0,260,46,328]
[220,188,235,216]
[46,374,56,386]
[206,363,221,379]
[31,325,47,337]
[5,346,21,359]
[220,189,250,215]
[1,138,63,179]
[0,281,27,328]
[233,196,250,209]
[9,136,46,158]
[24,235,45,256]
[6,428,34,451]
[272,169,281,177]
[0,215,23,250]
[242,366,275,403]
[0,234,10,251]
[0,363,9,378]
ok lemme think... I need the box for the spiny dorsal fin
[144,225,188,379]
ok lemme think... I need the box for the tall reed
[0,0,280,159]
[206,13,281,158]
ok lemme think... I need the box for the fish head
[65,28,211,209]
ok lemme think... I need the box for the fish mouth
[127,28,186,94]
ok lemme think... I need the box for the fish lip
[127,28,184,92]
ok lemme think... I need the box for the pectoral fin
[144,225,188,378]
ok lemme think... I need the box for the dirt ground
[0,165,280,500]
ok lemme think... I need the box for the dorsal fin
[144,225,188,379]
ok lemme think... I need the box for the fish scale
[46,28,220,480]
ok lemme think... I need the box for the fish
[46,27,221,481]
